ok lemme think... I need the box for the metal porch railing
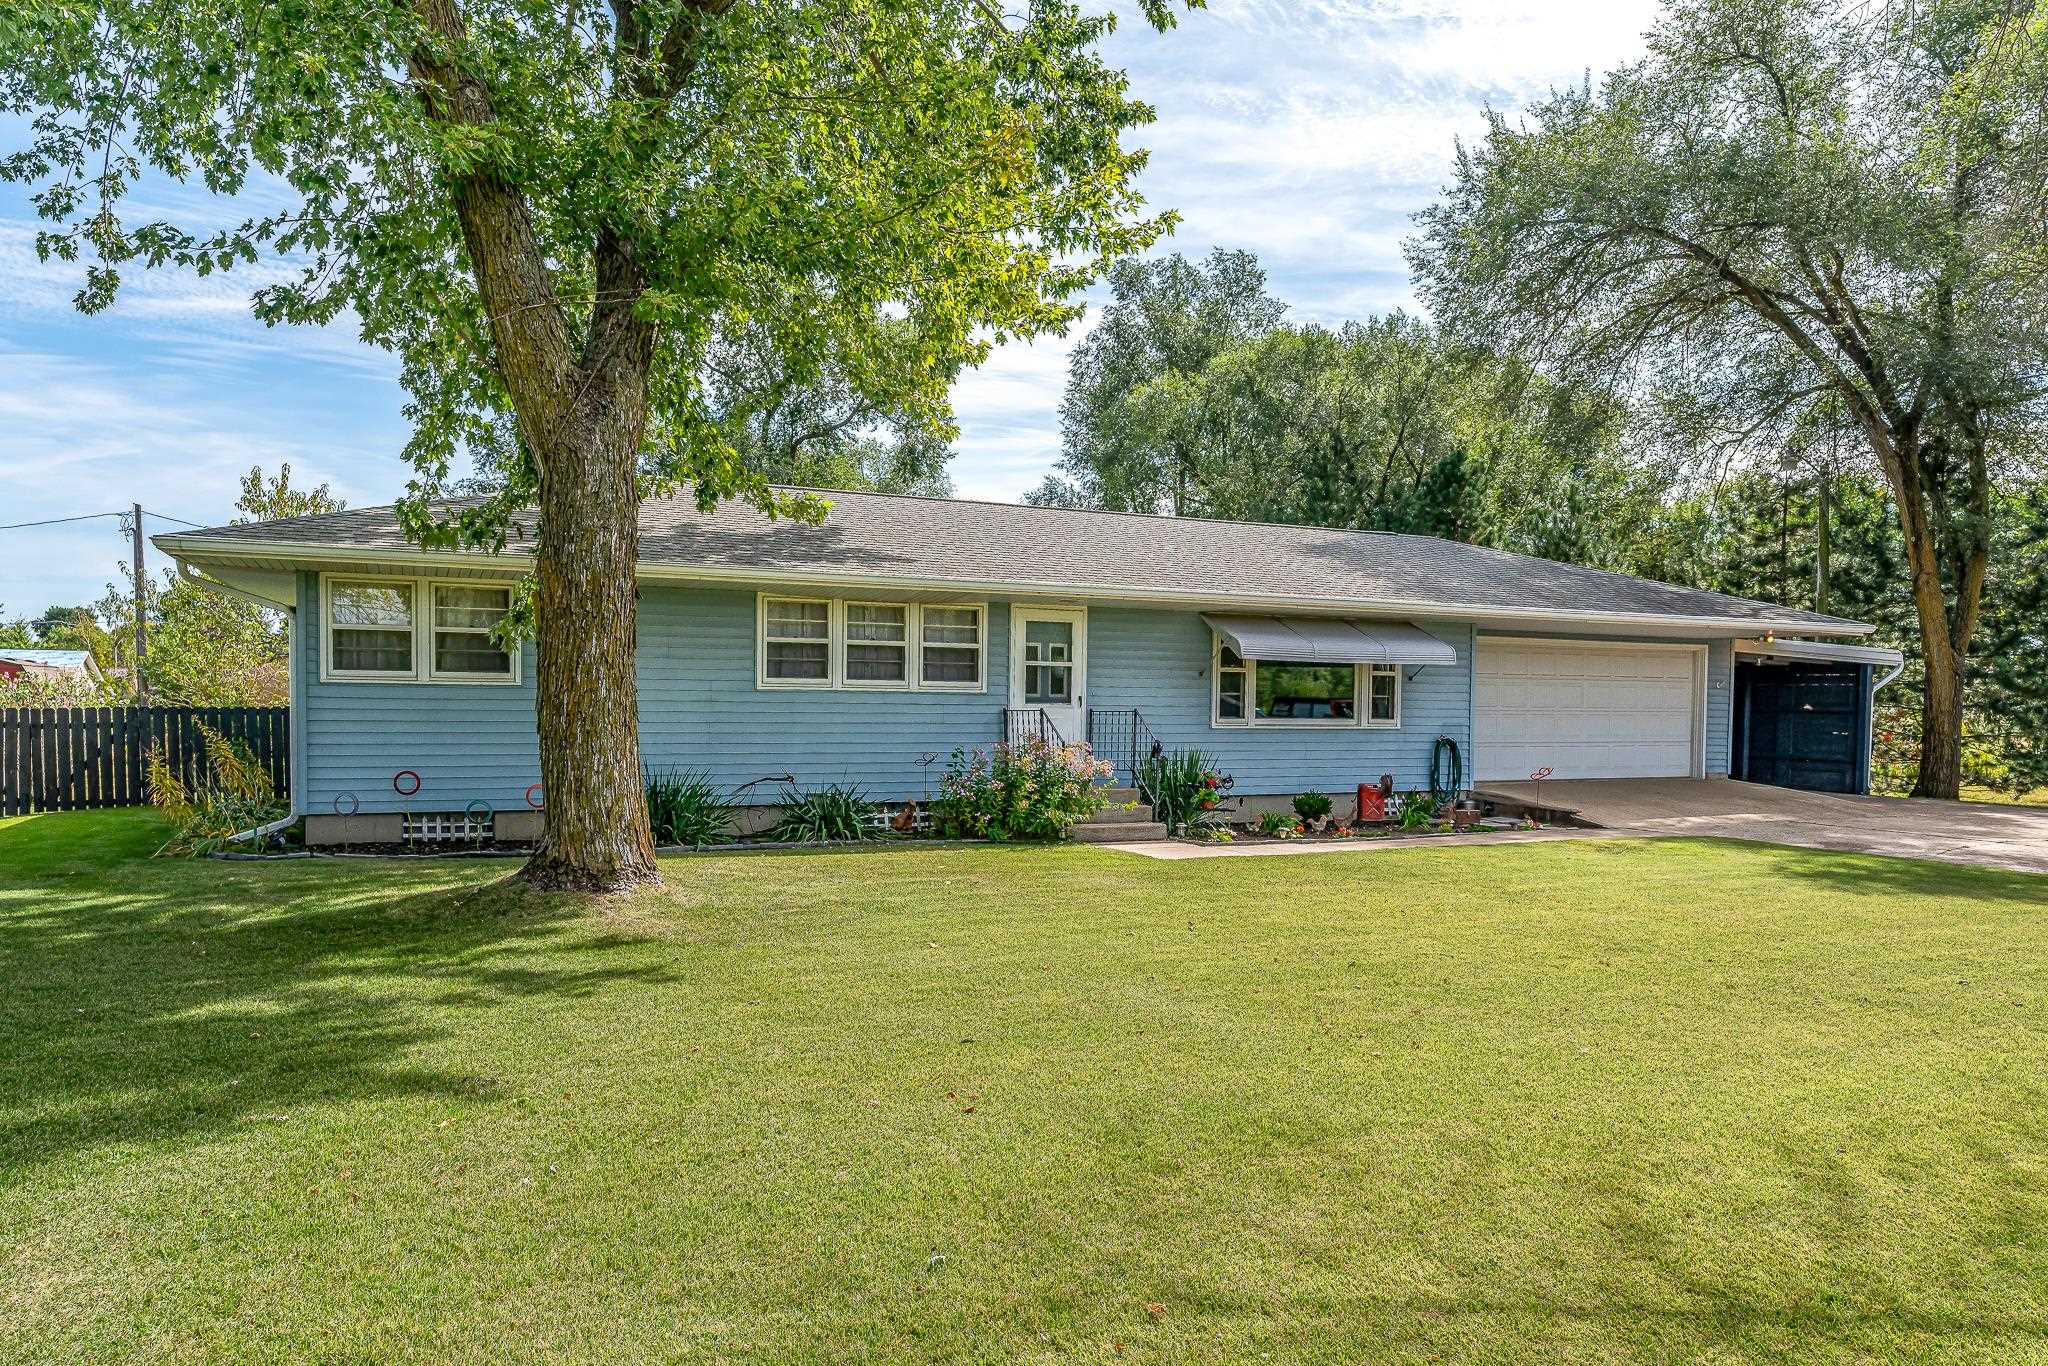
[1000,707,1067,749]
[1085,707,1162,785]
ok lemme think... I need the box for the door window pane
[1023,619,1073,703]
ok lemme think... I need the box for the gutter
[175,560,292,611]
[152,533,1879,640]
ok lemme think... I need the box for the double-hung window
[761,597,832,684]
[323,575,521,683]
[843,603,909,685]
[919,606,983,688]
[756,595,986,691]
[329,580,417,677]
[431,584,514,678]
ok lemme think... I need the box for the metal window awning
[1200,614,1457,666]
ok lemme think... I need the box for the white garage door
[1475,640,1701,780]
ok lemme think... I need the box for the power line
[0,510,128,532]
[0,507,212,533]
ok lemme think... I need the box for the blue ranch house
[154,488,1899,844]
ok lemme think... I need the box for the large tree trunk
[520,234,662,892]
[522,409,660,891]
[1914,639,1965,800]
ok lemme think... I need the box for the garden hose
[1430,735,1463,805]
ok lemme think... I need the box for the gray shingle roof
[158,486,1869,633]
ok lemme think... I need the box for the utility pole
[130,502,149,701]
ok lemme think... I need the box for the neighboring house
[0,649,105,685]
[154,488,1902,844]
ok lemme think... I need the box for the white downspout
[1867,657,1904,794]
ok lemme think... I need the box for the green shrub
[1291,790,1333,823]
[644,767,737,847]
[1395,791,1439,831]
[147,723,288,856]
[934,738,1115,840]
[771,783,879,842]
[1256,809,1296,837]
[1135,749,1228,835]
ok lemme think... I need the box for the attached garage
[1474,638,1704,781]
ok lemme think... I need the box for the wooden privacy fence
[0,707,290,816]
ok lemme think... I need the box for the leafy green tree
[0,610,31,650]
[1035,248,1288,513]
[1411,0,2048,798]
[235,464,346,524]
[6,0,1187,889]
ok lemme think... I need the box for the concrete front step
[1070,821,1168,843]
[1082,802,1158,824]
[1098,786,1141,803]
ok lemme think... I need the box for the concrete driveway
[1477,777,2048,874]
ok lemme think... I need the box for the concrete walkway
[1099,779,2048,874]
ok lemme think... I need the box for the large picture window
[1211,632,1401,729]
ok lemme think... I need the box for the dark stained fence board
[0,706,289,815]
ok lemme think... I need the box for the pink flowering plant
[935,738,1116,840]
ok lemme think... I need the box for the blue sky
[0,0,1656,615]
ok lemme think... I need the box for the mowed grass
[3,812,2047,1362]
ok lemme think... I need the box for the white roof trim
[151,533,1878,638]
[1202,614,1459,666]
[1735,638,1904,668]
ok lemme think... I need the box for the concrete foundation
[304,813,403,846]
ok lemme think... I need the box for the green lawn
[4,811,2047,1362]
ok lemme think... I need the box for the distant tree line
[1039,238,2048,797]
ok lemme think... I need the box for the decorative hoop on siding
[393,769,422,797]
[525,783,545,809]
[332,792,361,817]
[464,798,493,828]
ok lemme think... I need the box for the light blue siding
[1086,607,1473,793]
[296,566,1744,813]
[1471,630,1735,777]
[636,586,1009,799]
[297,571,541,815]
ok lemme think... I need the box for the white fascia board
[1733,637,1905,667]
[153,534,1878,640]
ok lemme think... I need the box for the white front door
[1010,607,1088,745]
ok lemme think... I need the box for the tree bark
[520,232,662,891]
[410,0,661,891]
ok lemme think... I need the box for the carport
[1731,638,1904,795]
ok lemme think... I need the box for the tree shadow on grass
[1652,835,2048,904]
[0,811,683,1179]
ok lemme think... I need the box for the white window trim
[840,599,912,691]
[757,594,836,689]
[753,594,988,694]
[1209,630,1401,730]
[427,581,522,684]
[320,573,521,685]
[919,602,988,694]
